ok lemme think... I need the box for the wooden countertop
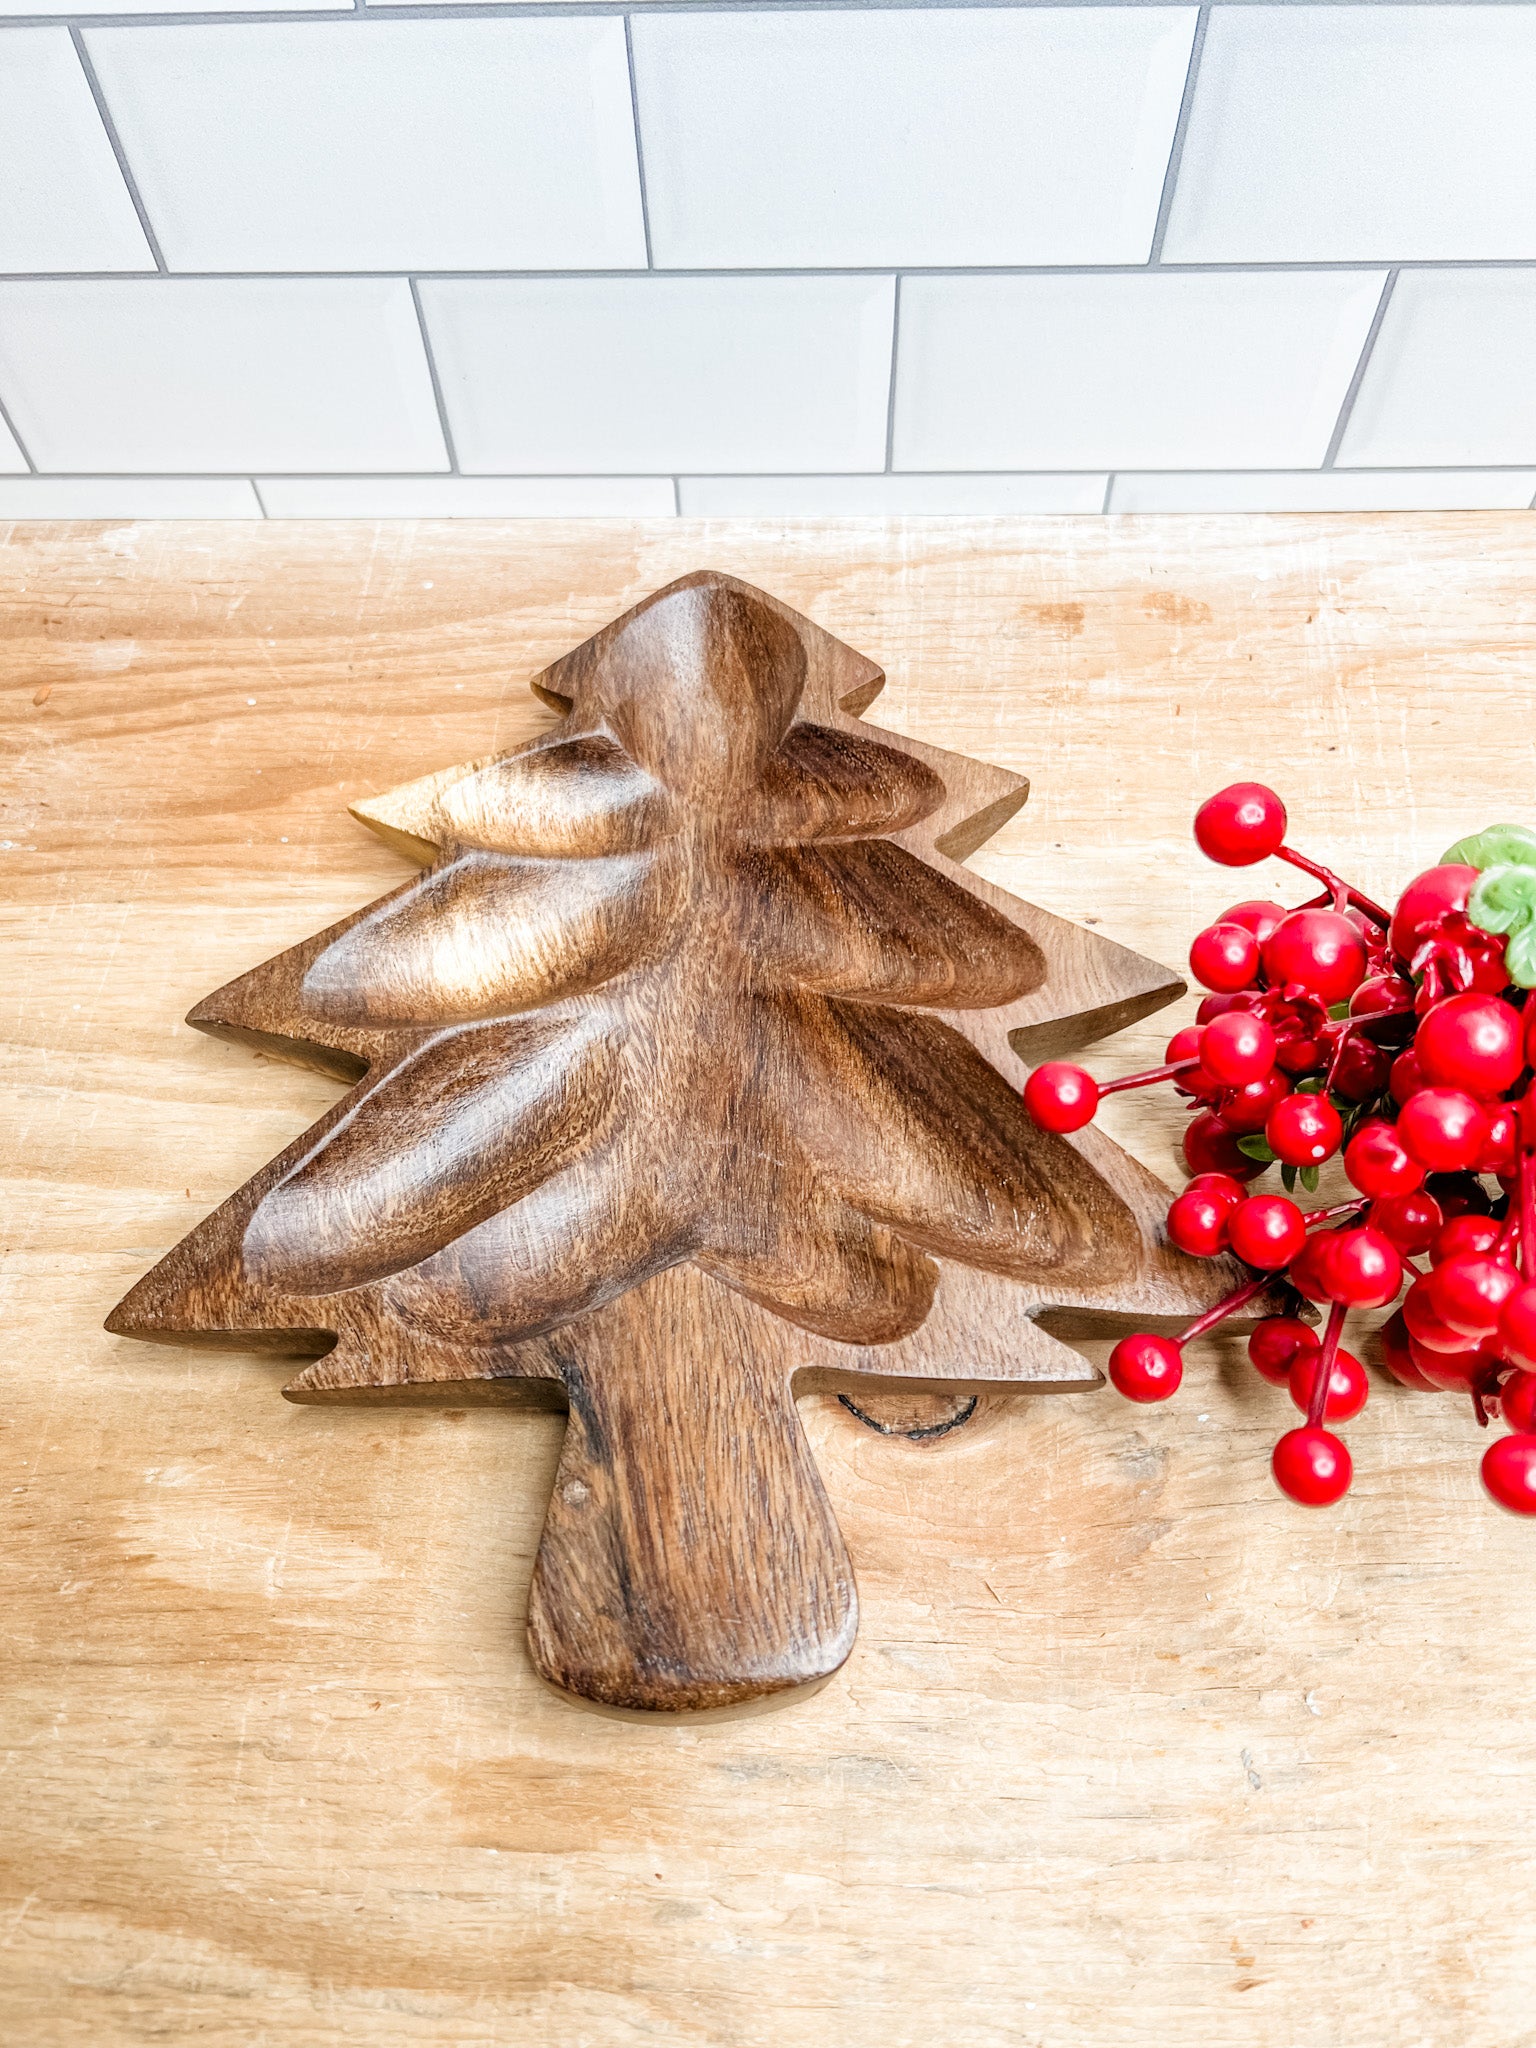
[4,514,1535,2046]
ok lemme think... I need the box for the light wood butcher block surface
[4,514,1535,2048]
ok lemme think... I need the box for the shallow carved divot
[109,571,1239,1714]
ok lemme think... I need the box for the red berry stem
[1175,1273,1272,1345]
[1306,1300,1349,1430]
[1097,1057,1201,1098]
[1273,845,1390,926]
[1307,1199,1370,1229]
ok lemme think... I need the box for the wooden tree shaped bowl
[109,572,1235,1716]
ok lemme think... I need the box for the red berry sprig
[1026,783,1536,1515]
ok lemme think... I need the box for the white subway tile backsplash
[1340,271,1536,469]
[894,272,1386,473]
[84,21,645,275]
[0,280,447,474]
[420,276,895,476]
[1110,471,1536,513]
[0,3,1529,517]
[631,9,1196,269]
[680,474,1108,516]
[1166,7,1536,264]
[258,478,676,517]
[0,477,261,516]
[0,30,153,274]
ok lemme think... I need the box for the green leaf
[1300,1165,1320,1193]
[1237,1134,1276,1162]
[1328,1002,1351,1021]
[1442,824,1536,872]
[1296,1075,1323,1093]
[1281,1162,1298,1193]
[1506,922,1536,989]
[1469,863,1536,935]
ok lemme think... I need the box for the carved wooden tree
[109,572,1235,1715]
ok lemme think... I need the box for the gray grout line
[249,478,271,515]
[2,259,1528,281]
[1147,2,1207,267]
[1322,267,1397,469]
[0,394,37,473]
[882,275,902,474]
[408,276,460,473]
[69,28,168,273]
[1100,474,1115,514]
[624,16,655,270]
[10,465,1536,480]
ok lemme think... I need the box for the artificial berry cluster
[1023,784,1536,1516]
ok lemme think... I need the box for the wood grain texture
[104,569,1225,1713]
[6,514,1536,2043]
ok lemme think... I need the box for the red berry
[1276,1037,1327,1079]
[1273,1426,1353,1506]
[1412,1342,1500,1392]
[1349,972,1416,1041]
[1167,1187,1233,1258]
[1024,1062,1099,1133]
[1500,1369,1536,1432]
[1429,1214,1502,1265]
[1526,1004,1536,1070]
[1415,993,1525,1098]
[1344,1119,1424,1199]
[1481,1434,1536,1516]
[1430,1252,1521,1338]
[1166,1025,1220,1100]
[1183,1112,1266,1181]
[1397,1087,1489,1172]
[1108,1334,1183,1403]
[1220,898,1288,945]
[1475,1105,1519,1176]
[1326,1227,1404,1309]
[1248,1316,1319,1387]
[1290,1345,1369,1422]
[1266,1091,1344,1167]
[1200,1010,1277,1086]
[1195,991,1255,1024]
[1190,922,1260,994]
[1288,1231,1340,1305]
[1372,1189,1443,1256]
[1328,1032,1395,1104]
[1221,1072,1289,1133]
[1227,1193,1307,1270]
[1499,1283,1536,1371]
[1402,1276,1475,1353]
[1194,783,1287,867]
[1186,1172,1246,1206]
[1379,1308,1439,1390]
[1465,933,1514,995]
[1262,909,1369,1006]
[1389,864,1478,961]
[1390,1049,1425,1105]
